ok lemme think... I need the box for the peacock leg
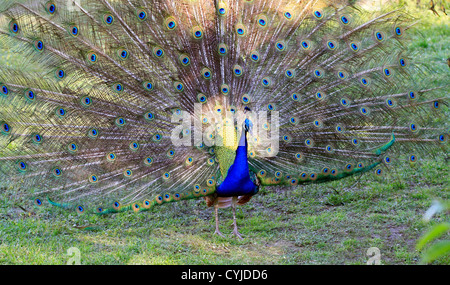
[231,196,243,239]
[214,204,225,237]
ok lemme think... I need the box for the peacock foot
[214,229,226,238]
[231,228,243,240]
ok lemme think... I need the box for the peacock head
[244,118,253,135]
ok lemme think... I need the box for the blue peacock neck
[216,124,259,197]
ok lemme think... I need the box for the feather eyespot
[174,81,184,92]
[55,69,65,79]
[241,94,250,104]
[144,157,153,166]
[167,149,175,158]
[107,152,116,162]
[285,69,295,78]
[52,167,62,177]
[276,41,286,51]
[118,49,129,60]
[34,198,43,207]
[0,84,8,96]
[337,70,348,80]
[340,97,350,107]
[218,3,227,16]
[34,40,44,52]
[69,25,79,36]
[336,125,344,133]
[113,201,121,210]
[55,107,66,118]
[383,67,392,77]
[152,133,162,142]
[87,51,98,63]
[261,77,272,87]
[300,40,311,50]
[432,100,440,109]
[192,26,204,39]
[144,111,155,121]
[197,93,207,103]
[284,11,293,20]
[289,117,298,125]
[360,77,370,86]
[130,142,140,151]
[220,84,230,95]
[394,26,403,36]
[88,128,99,139]
[123,169,133,178]
[327,40,337,50]
[235,24,246,36]
[313,69,323,78]
[399,58,408,67]
[300,172,308,181]
[179,54,191,66]
[233,65,243,77]
[17,161,28,172]
[282,135,291,142]
[349,42,359,52]
[313,10,323,19]
[24,89,36,102]
[76,205,84,214]
[345,163,354,172]
[68,143,78,153]
[81,96,92,107]
[374,31,385,42]
[340,15,350,25]
[153,47,164,58]
[375,168,383,176]
[185,157,194,166]
[89,175,98,183]
[315,91,326,101]
[103,14,114,25]
[313,119,323,128]
[386,98,396,108]
[136,8,147,21]
[115,117,126,127]
[250,50,260,62]
[257,14,268,27]
[32,133,42,144]
[267,103,275,111]
[46,1,56,15]
[409,123,419,133]
[9,20,19,34]
[165,17,177,30]
[408,91,417,100]
[218,43,228,56]
[384,156,392,164]
[143,200,152,208]
[201,67,212,80]
[142,81,154,91]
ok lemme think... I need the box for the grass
[0,1,449,265]
[0,158,448,265]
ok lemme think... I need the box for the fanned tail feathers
[0,0,447,214]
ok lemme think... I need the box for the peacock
[0,0,448,239]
